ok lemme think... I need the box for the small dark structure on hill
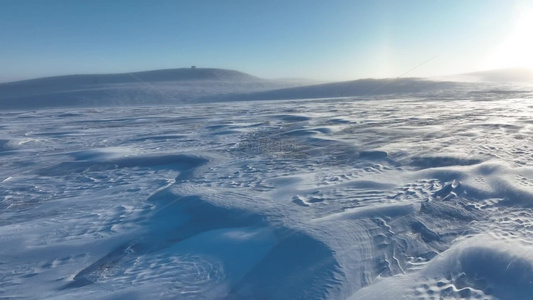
[191,66,196,69]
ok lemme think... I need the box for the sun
[490,8,533,69]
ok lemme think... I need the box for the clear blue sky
[0,0,530,82]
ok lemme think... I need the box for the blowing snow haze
[1,1,533,300]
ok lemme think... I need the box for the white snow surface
[1,91,533,299]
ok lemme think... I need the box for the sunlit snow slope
[1,84,533,299]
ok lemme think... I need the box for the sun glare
[490,8,533,69]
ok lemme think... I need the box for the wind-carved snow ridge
[1,94,533,299]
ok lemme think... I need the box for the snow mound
[350,236,533,300]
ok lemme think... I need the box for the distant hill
[0,68,311,109]
[2,68,260,85]
[210,77,461,102]
[0,68,260,99]
[450,68,533,83]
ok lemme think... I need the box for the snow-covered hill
[0,68,313,109]
[210,77,464,102]
[435,67,533,84]
[463,67,533,82]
